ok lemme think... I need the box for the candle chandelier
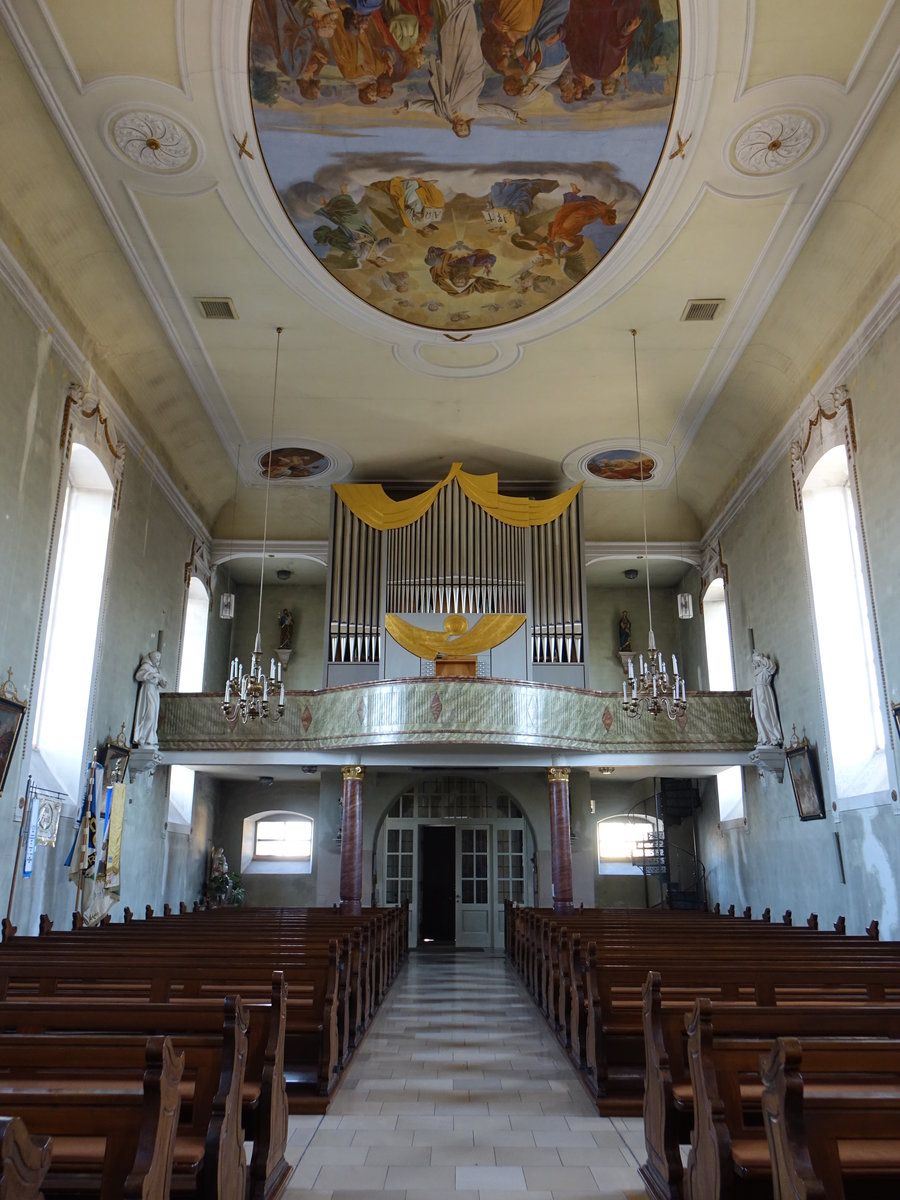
[622,330,687,721]
[222,327,286,725]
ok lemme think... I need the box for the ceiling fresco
[249,0,679,332]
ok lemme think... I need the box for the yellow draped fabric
[385,613,526,660]
[334,462,581,530]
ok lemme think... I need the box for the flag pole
[3,778,32,939]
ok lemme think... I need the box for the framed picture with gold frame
[786,737,825,821]
[0,693,26,797]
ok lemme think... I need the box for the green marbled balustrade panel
[158,680,756,754]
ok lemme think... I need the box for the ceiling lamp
[622,330,686,721]
[222,327,286,725]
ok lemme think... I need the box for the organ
[326,463,587,688]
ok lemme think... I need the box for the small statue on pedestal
[278,608,294,650]
[132,651,167,748]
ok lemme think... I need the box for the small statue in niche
[618,610,632,652]
[132,650,167,748]
[278,608,294,649]
[750,651,783,747]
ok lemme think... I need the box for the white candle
[270,657,275,678]
[279,683,285,706]
[623,681,628,701]
[628,659,635,679]
[672,654,679,676]
[277,661,282,683]
[225,680,231,704]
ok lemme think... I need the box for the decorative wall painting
[786,737,825,821]
[0,694,25,797]
[249,0,680,331]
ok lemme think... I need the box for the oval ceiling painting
[249,0,679,332]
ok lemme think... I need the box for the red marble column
[547,766,574,915]
[339,765,365,915]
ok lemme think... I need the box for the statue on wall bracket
[748,650,786,782]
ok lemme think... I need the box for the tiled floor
[283,950,646,1200]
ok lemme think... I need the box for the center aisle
[284,950,645,1199]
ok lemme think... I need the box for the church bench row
[0,905,407,1107]
[0,945,341,1104]
[640,973,900,1200]
[503,906,900,1113]
[678,1001,900,1200]
[0,1034,184,1200]
[0,978,290,1200]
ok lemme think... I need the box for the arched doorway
[375,777,536,949]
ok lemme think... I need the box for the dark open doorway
[419,826,455,944]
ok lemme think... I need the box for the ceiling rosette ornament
[110,110,198,173]
[730,111,820,176]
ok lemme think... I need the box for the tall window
[702,578,745,822]
[241,811,315,875]
[802,445,888,801]
[167,576,210,830]
[32,444,114,802]
[177,576,209,692]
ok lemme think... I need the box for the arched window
[241,810,314,875]
[32,444,114,802]
[177,576,209,692]
[801,444,888,802]
[596,813,661,874]
[702,577,744,823]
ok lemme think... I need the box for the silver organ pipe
[330,481,583,666]
[529,496,584,664]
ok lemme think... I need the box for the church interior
[1,0,900,1194]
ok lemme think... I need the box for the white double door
[456,825,492,948]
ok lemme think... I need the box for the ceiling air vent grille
[197,296,238,320]
[681,298,724,322]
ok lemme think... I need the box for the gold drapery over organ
[327,464,585,676]
[334,462,581,531]
[384,614,526,661]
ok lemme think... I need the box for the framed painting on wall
[0,693,26,797]
[98,737,130,786]
[786,737,825,821]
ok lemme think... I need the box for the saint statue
[132,650,167,748]
[618,610,632,652]
[278,608,294,649]
[750,651,783,747]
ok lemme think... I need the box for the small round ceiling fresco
[249,0,679,332]
[586,447,656,480]
[258,446,332,478]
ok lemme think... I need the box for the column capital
[341,765,366,783]
[546,766,570,784]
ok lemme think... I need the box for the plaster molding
[729,110,821,176]
[675,41,900,453]
[210,540,329,568]
[584,541,702,569]
[107,108,200,174]
[0,2,243,468]
[0,240,210,545]
[703,269,900,548]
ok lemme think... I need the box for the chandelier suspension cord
[632,329,653,642]
[256,326,283,639]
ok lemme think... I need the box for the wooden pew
[761,1037,900,1199]
[640,973,900,1200]
[0,1034,183,1200]
[683,1003,900,1199]
[0,1115,51,1200]
[0,977,289,1200]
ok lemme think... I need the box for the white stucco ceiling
[0,0,897,543]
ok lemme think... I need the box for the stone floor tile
[558,1149,631,1169]
[494,1148,561,1168]
[365,1145,432,1166]
[429,1145,497,1166]
[314,1165,389,1191]
[384,1166,457,1190]
[524,1167,599,1192]
[456,1166,527,1191]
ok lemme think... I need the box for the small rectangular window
[254,817,313,860]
